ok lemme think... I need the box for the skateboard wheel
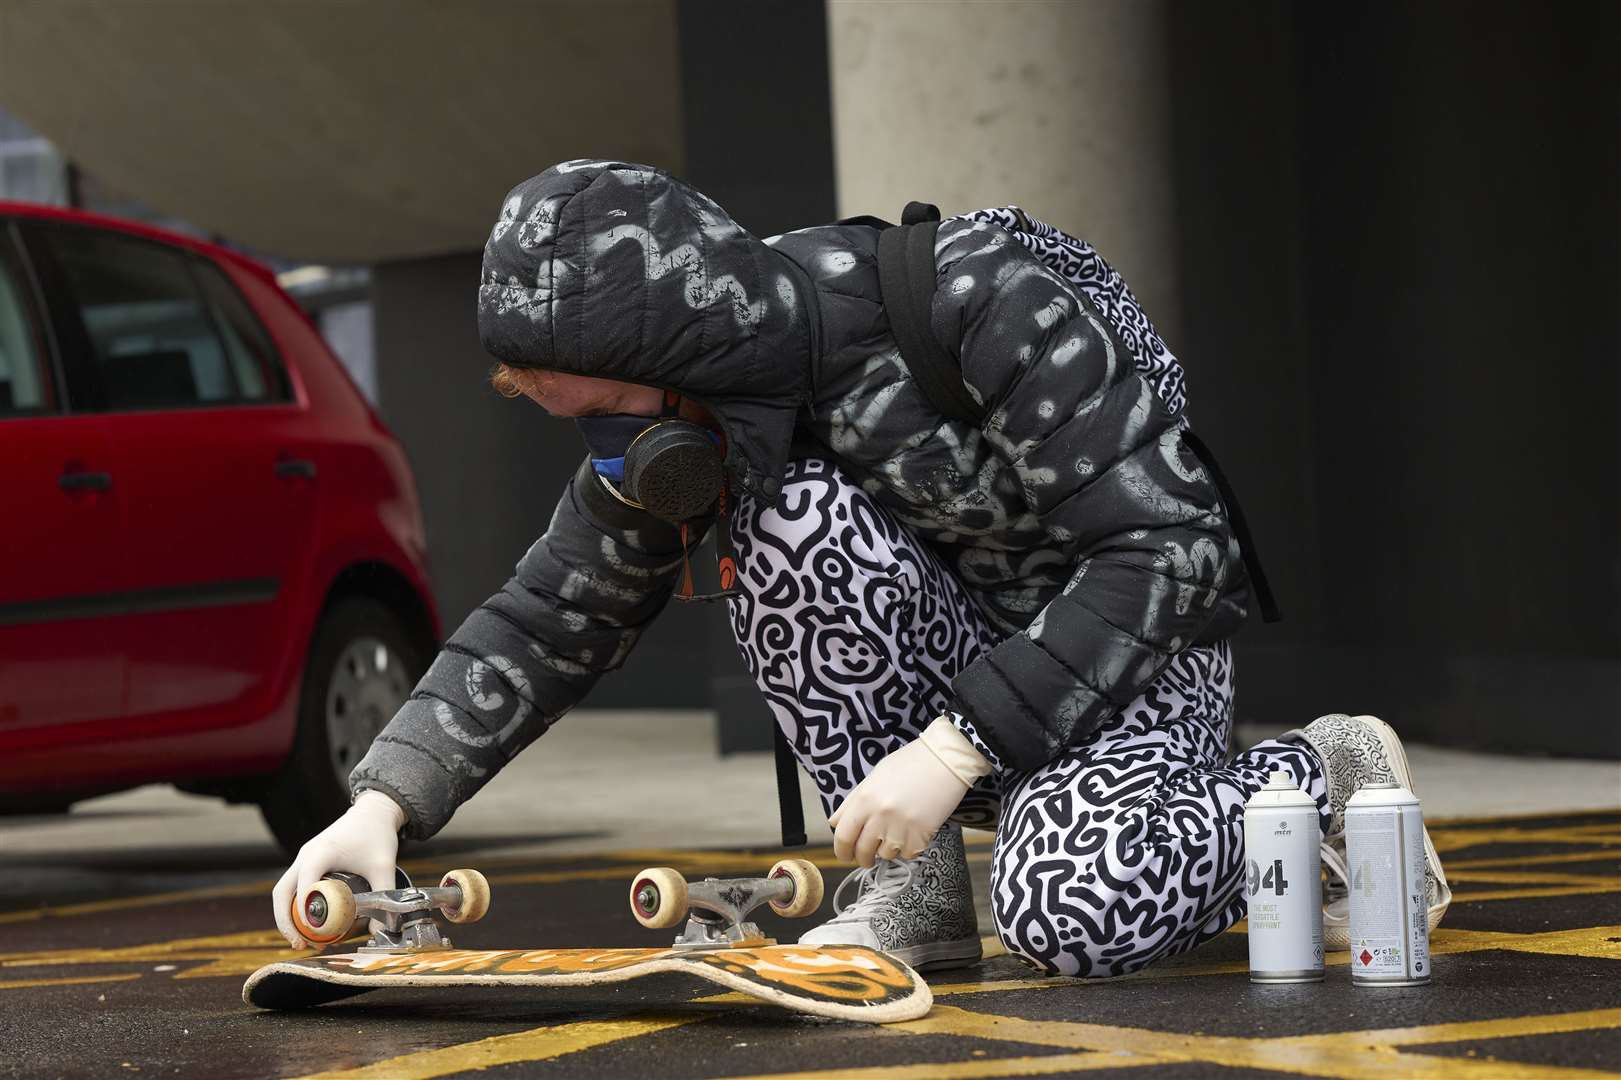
[629,867,687,929]
[440,869,491,924]
[767,858,824,918]
[293,879,355,946]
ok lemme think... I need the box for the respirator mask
[576,392,725,523]
[576,392,737,601]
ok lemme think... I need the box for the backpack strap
[773,724,807,848]
[876,202,988,426]
[1180,429,1282,624]
[871,200,1282,624]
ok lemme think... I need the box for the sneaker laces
[1320,837,1349,903]
[825,859,916,925]
[1320,833,1443,910]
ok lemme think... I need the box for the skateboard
[243,860,932,1024]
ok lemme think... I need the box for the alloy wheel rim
[325,637,411,786]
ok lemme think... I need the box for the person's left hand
[828,738,970,867]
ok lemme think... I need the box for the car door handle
[274,458,317,480]
[59,469,112,492]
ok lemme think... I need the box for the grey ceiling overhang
[0,1,685,263]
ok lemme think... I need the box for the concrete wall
[1167,0,1621,756]
[827,0,1181,338]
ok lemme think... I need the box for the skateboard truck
[291,868,491,953]
[629,859,823,950]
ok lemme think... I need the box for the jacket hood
[477,160,817,502]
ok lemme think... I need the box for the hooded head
[477,160,816,502]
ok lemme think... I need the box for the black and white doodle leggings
[726,460,1330,978]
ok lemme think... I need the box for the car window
[192,258,290,403]
[0,236,53,417]
[43,227,240,412]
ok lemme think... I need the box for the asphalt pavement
[3,803,1619,1079]
[4,710,1618,1078]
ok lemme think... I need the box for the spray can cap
[1245,768,1317,812]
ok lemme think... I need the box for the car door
[0,221,125,737]
[21,222,319,732]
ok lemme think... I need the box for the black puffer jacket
[352,161,1250,839]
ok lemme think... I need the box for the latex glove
[827,717,990,867]
[272,790,405,949]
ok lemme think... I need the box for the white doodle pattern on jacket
[958,206,1188,416]
[356,162,1258,838]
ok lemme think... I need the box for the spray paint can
[1346,781,1431,986]
[1243,769,1324,983]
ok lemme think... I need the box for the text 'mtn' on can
[1346,781,1432,986]
[1243,769,1324,983]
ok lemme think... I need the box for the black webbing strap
[773,722,806,848]
[871,199,1282,625]
[876,202,988,426]
[1179,429,1283,623]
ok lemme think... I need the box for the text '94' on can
[1244,769,1324,983]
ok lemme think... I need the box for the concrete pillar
[827,0,1181,339]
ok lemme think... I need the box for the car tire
[258,595,427,856]
[0,795,76,816]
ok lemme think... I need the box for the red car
[0,203,440,853]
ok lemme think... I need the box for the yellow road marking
[0,881,270,926]
[4,920,1609,992]
[4,809,1609,926]
[1448,848,1621,870]
[1284,1006,1621,1047]
[7,839,1597,932]
[0,928,309,979]
[1452,883,1621,904]
[1445,868,1621,887]
[1434,926,1621,963]
[0,842,881,929]
[0,972,141,990]
[2,902,1613,991]
[289,1014,703,1080]
[0,853,836,928]
[1429,823,1619,855]
[1424,808,1618,827]
[890,1004,1621,1079]
[291,997,1621,1080]
[921,924,1621,995]
[723,1051,1144,1079]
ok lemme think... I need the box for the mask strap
[672,482,741,603]
[676,522,697,600]
[660,388,738,603]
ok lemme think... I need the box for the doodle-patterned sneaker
[1287,713,1453,951]
[798,824,981,971]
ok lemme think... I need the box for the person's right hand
[272,790,405,949]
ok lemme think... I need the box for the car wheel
[0,795,76,816]
[258,596,427,855]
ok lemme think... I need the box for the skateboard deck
[243,944,932,1024]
